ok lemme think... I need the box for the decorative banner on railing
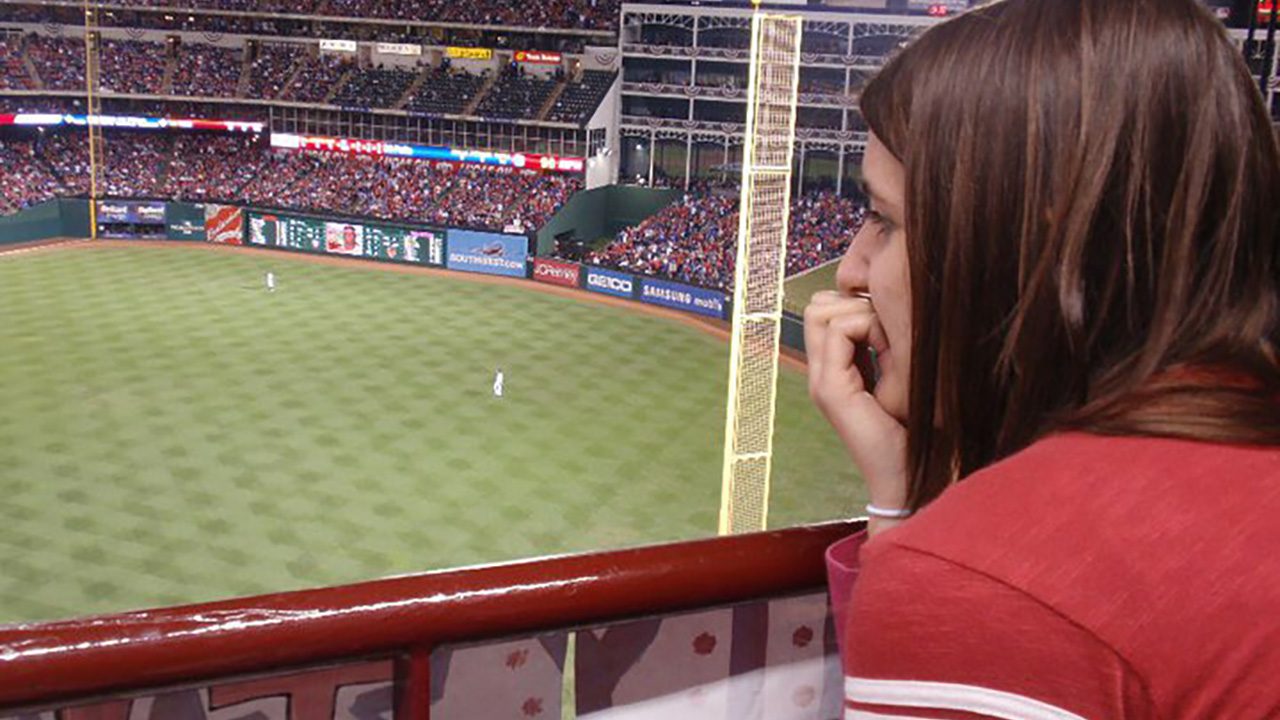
[375,42,422,56]
[320,38,357,53]
[446,230,529,278]
[269,132,585,174]
[575,592,841,720]
[515,50,563,65]
[0,114,264,133]
[639,277,728,319]
[431,633,568,719]
[446,46,492,60]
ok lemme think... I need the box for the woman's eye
[868,210,895,236]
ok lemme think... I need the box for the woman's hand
[804,291,910,535]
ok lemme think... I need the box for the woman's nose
[836,223,873,296]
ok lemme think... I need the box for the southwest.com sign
[584,267,634,299]
[447,230,529,278]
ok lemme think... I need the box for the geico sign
[588,274,632,293]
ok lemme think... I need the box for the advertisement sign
[1,113,263,133]
[320,39,358,53]
[97,201,167,225]
[639,277,728,319]
[325,221,365,256]
[270,133,585,174]
[165,202,206,240]
[532,257,581,288]
[375,42,422,56]
[515,50,563,65]
[205,204,243,245]
[584,266,635,299]
[446,46,492,60]
[447,230,528,277]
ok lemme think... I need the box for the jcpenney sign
[584,267,634,299]
[532,258,581,288]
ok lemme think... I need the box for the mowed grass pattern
[0,245,864,623]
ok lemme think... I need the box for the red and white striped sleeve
[842,540,1153,720]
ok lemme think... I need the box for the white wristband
[865,503,913,520]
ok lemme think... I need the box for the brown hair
[860,0,1280,509]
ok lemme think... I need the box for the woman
[806,0,1280,717]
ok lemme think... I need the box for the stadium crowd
[0,130,582,231]
[113,0,622,31]
[0,36,35,90]
[585,188,866,290]
[3,34,613,124]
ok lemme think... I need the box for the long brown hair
[861,0,1280,510]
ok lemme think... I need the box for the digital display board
[247,212,444,266]
[269,133,585,174]
[0,114,263,133]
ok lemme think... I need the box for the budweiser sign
[532,258,581,288]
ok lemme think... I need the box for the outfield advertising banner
[447,230,529,277]
[205,204,244,245]
[639,277,728,319]
[532,257,581,288]
[165,202,206,240]
[98,200,167,225]
[584,266,635,299]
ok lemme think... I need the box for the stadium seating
[245,43,305,100]
[100,39,168,95]
[404,66,486,116]
[0,138,62,214]
[87,0,620,30]
[547,70,616,124]
[24,36,86,92]
[330,65,419,110]
[586,188,867,290]
[0,129,582,232]
[281,54,352,103]
[166,134,266,201]
[170,43,243,98]
[476,64,557,120]
[0,36,35,90]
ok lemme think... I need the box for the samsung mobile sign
[639,277,727,319]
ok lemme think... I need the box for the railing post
[395,646,433,720]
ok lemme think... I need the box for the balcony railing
[0,520,861,719]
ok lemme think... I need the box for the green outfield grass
[0,244,864,623]
[782,260,839,315]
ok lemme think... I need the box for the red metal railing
[0,520,860,717]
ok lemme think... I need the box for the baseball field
[0,241,864,623]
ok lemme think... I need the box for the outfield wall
[0,199,737,324]
[0,198,90,245]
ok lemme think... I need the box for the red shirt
[837,433,1280,719]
